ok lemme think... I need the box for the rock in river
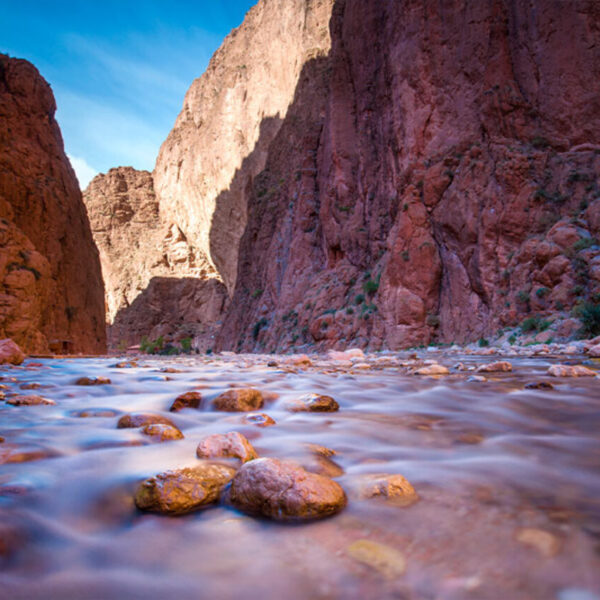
[241,412,276,427]
[354,473,419,507]
[228,457,346,521]
[134,463,236,515]
[196,431,257,463]
[547,365,596,377]
[6,394,55,406]
[117,413,176,429]
[213,388,264,412]
[476,361,513,373]
[169,391,202,412]
[141,423,184,442]
[75,376,111,385]
[286,393,339,413]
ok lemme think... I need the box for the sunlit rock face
[153,0,336,294]
[216,0,600,351]
[84,167,227,349]
[0,54,106,354]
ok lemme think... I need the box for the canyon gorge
[84,0,600,353]
[2,0,600,353]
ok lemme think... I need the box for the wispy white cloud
[67,154,98,189]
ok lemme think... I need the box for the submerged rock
[354,474,419,507]
[286,393,339,413]
[0,339,25,365]
[347,539,406,579]
[547,365,597,377]
[6,394,55,406]
[524,381,555,390]
[71,408,121,418]
[134,464,236,515]
[141,423,184,442]
[516,527,561,557]
[169,391,202,412]
[228,457,346,520]
[75,376,111,385]
[196,432,257,463]
[213,388,264,412]
[241,412,276,427]
[117,413,176,429]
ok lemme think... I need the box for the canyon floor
[0,349,599,600]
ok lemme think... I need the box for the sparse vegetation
[576,302,600,337]
[521,315,551,334]
[478,337,489,347]
[535,287,550,299]
[252,318,268,340]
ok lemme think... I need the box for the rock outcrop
[84,167,227,349]
[216,0,600,351]
[0,54,106,354]
[89,0,600,352]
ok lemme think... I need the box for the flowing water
[0,352,599,599]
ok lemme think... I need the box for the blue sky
[1,1,256,187]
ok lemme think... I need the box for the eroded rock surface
[196,431,257,463]
[134,464,235,515]
[0,54,106,354]
[228,457,347,520]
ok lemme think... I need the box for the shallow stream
[0,352,599,599]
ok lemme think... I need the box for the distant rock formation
[89,0,600,352]
[0,54,106,354]
[84,167,226,349]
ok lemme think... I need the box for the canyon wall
[90,0,600,352]
[216,0,600,351]
[0,54,106,354]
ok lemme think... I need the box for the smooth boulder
[117,413,176,429]
[213,388,264,412]
[141,423,184,442]
[196,431,257,463]
[286,393,339,413]
[169,391,202,412]
[228,457,346,521]
[6,395,55,406]
[0,339,25,366]
[134,463,236,515]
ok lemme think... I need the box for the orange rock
[141,423,184,442]
[547,364,596,377]
[213,388,264,412]
[477,361,513,373]
[169,391,202,412]
[0,339,25,365]
[117,413,176,428]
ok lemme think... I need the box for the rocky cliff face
[91,0,600,352]
[0,54,106,354]
[84,167,227,349]
[216,0,600,351]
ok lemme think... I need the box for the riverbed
[0,352,599,599]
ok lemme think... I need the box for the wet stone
[141,423,184,442]
[0,444,58,464]
[159,367,184,373]
[241,412,276,427]
[413,364,449,376]
[134,463,236,515]
[6,395,55,406]
[117,413,176,429]
[547,365,597,377]
[196,431,257,463]
[71,408,121,418]
[112,361,138,368]
[467,375,487,383]
[300,454,344,478]
[287,393,339,413]
[75,376,111,385]
[169,391,202,412]
[524,381,555,390]
[213,388,264,412]
[354,473,419,507]
[19,382,42,390]
[347,539,406,579]
[477,361,513,373]
[228,457,347,521]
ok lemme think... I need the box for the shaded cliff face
[216,0,600,351]
[0,54,106,354]
[84,167,227,349]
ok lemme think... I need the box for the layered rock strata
[0,54,106,353]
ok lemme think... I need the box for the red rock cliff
[215,0,600,351]
[0,55,106,353]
